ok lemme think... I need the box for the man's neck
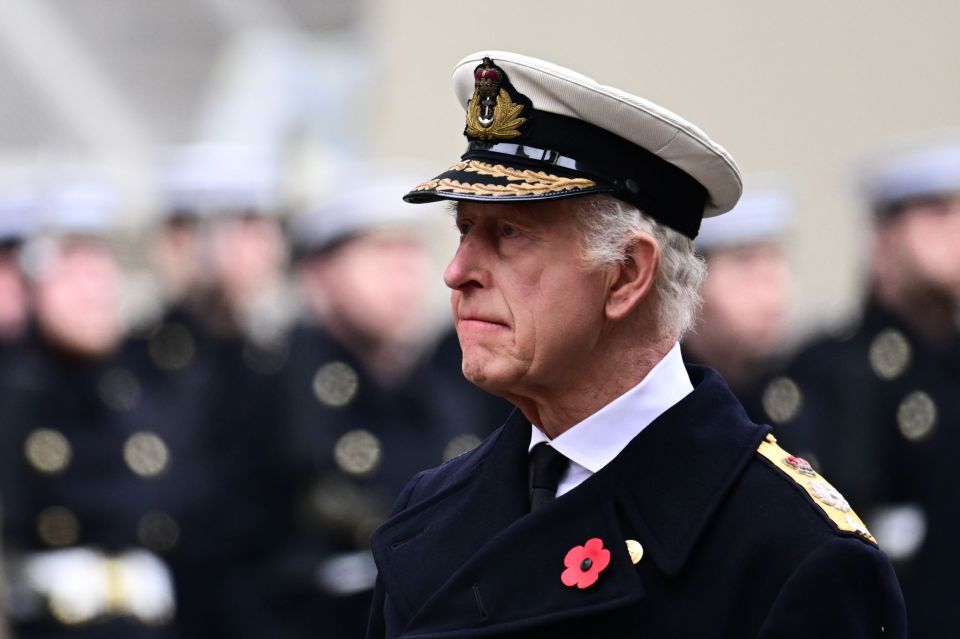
[507,336,676,439]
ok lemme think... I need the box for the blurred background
[0,1,956,638]
[0,0,955,331]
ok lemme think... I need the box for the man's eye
[458,222,472,236]
[501,225,517,238]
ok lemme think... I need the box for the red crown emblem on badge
[784,455,817,477]
[474,58,502,98]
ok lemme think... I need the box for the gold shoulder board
[757,434,876,544]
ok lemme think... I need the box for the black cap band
[462,109,708,238]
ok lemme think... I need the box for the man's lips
[457,314,509,329]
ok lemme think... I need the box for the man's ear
[605,233,659,321]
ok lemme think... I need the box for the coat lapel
[370,409,532,623]
[371,366,767,637]
[609,366,768,576]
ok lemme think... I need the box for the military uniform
[0,328,213,638]
[368,367,905,638]
[758,298,960,638]
[264,322,510,639]
[367,48,906,638]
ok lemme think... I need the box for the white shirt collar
[528,342,693,476]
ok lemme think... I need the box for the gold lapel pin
[625,539,644,565]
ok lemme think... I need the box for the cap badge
[465,57,526,141]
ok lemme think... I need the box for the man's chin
[462,360,514,397]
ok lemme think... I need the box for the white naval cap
[0,186,38,244]
[291,160,432,255]
[43,180,118,238]
[404,50,742,238]
[695,177,794,253]
[159,143,280,217]
[863,139,960,215]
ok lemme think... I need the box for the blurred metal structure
[0,0,355,150]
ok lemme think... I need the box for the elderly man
[367,51,905,638]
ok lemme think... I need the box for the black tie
[528,443,570,511]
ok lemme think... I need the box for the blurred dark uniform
[0,328,216,639]
[755,141,960,638]
[369,367,905,638]
[268,168,511,638]
[682,180,794,423]
[271,323,508,639]
[149,149,299,638]
[758,298,960,639]
[0,179,233,638]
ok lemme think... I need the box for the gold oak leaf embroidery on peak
[431,161,596,197]
[414,161,596,197]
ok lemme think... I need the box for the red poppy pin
[561,537,611,589]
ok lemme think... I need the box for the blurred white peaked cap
[44,180,118,238]
[0,186,38,243]
[292,161,435,253]
[160,143,280,216]
[695,177,794,252]
[862,139,960,213]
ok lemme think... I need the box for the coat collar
[370,366,767,636]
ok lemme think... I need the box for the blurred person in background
[0,185,35,349]
[143,145,220,355]
[145,144,298,638]
[267,164,509,639]
[147,143,296,354]
[682,180,795,420]
[0,179,211,638]
[202,145,295,352]
[758,139,960,638]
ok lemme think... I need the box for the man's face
[881,195,960,298]
[699,242,791,358]
[209,215,287,304]
[443,200,610,400]
[35,239,123,356]
[303,230,431,347]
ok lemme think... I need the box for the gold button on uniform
[123,432,170,477]
[626,539,644,564]
[897,391,937,442]
[36,506,81,547]
[761,376,803,424]
[868,329,912,380]
[149,323,196,371]
[137,511,180,552]
[99,368,142,413]
[334,429,382,476]
[25,428,72,474]
[313,362,360,407]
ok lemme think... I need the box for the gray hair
[572,195,706,337]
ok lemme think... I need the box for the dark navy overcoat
[367,367,906,638]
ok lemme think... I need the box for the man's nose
[443,235,486,291]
